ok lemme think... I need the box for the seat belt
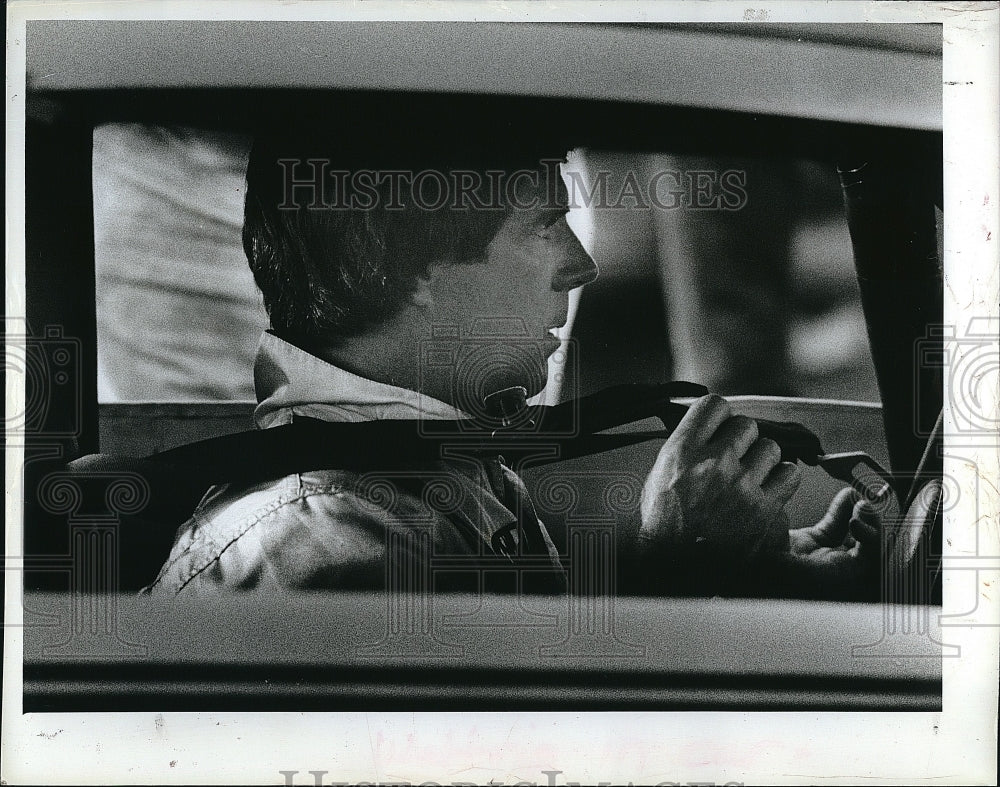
[52,382,848,594]
[134,381,827,487]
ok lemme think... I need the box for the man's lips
[542,326,565,356]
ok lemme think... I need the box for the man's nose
[553,246,599,292]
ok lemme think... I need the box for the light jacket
[146,333,565,595]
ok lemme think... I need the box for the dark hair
[243,121,571,346]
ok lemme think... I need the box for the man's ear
[409,274,434,308]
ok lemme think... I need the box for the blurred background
[93,122,879,405]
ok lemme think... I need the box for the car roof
[27,21,941,130]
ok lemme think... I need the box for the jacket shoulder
[145,469,482,595]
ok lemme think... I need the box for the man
[147,123,877,598]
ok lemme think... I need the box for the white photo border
[4,1,998,785]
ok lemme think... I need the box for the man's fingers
[850,517,880,547]
[850,499,881,547]
[853,498,879,525]
[740,437,783,486]
[710,415,759,461]
[760,461,802,505]
[669,394,732,449]
[812,487,859,545]
[820,488,860,528]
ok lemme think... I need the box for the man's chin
[520,377,547,402]
[443,341,551,416]
[455,367,546,414]
[480,370,547,401]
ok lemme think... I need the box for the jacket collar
[253,332,468,428]
[252,332,518,541]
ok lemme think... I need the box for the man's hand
[785,486,882,591]
[639,394,802,557]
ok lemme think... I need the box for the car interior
[17,20,945,711]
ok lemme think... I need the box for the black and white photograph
[3,1,998,784]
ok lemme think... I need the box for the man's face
[424,173,598,410]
